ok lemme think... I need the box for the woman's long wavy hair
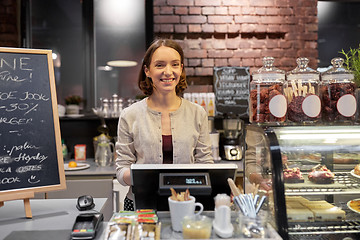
[138,39,187,96]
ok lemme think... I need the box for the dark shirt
[162,135,173,164]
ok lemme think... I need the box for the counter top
[96,211,282,240]
[64,159,116,176]
[64,159,243,177]
[0,198,107,240]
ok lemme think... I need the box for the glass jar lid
[252,57,285,81]
[321,57,354,82]
[286,57,320,81]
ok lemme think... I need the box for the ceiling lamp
[107,60,138,67]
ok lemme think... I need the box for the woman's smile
[161,78,175,83]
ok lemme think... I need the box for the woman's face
[144,46,183,95]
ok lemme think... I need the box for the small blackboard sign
[213,66,250,117]
[0,48,66,199]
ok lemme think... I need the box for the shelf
[285,172,360,196]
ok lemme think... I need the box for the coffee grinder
[221,117,244,161]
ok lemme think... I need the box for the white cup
[168,196,204,232]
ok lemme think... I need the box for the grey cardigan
[115,97,214,189]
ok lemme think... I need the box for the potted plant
[340,44,360,87]
[340,44,360,121]
[65,95,83,115]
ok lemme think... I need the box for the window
[318,1,360,67]
[28,0,150,110]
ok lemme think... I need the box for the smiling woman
[115,39,214,211]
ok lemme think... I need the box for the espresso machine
[221,117,244,161]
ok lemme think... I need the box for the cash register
[131,164,238,211]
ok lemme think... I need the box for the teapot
[94,134,114,167]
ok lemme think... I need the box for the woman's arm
[115,110,137,186]
[194,110,214,164]
[245,128,272,191]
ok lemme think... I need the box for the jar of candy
[320,57,357,123]
[249,57,287,123]
[285,57,321,124]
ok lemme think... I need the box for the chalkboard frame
[0,47,66,199]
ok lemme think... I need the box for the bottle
[250,57,287,123]
[199,93,207,112]
[285,57,321,124]
[320,57,357,123]
[62,139,68,160]
[111,94,119,117]
[207,92,216,117]
[191,93,199,104]
[102,98,110,118]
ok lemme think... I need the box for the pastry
[354,164,360,176]
[310,207,345,221]
[283,167,304,183]
[333,153,360,164]
[286,197,345,222]
[308,165,334,184]
[286,196,310,204]
[286,208,314,222]
[348,199,360,212]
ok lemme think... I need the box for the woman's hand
[259,179,272,192]
[249,173,272,192]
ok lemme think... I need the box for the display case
[245,124,360,240]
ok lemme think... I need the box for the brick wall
[0,0,18,47]
[153,0,318,86]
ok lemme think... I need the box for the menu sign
[0,48,65,197]
[213,66,250,117]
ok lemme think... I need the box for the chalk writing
[16,165,42,173]
[213,66,250,116]
[7,141,40,156]
[0,71,26,82]
[0,177,20,185]
[13,153,48,164]
[0,117,33,125]
[0,167,11,173]
[28,175,40,184]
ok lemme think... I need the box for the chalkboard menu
[0,48,65,198]
[213,66,250,117]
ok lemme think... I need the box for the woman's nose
[164,65,172,75]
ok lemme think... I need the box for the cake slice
[309,207,345,222]
[301,200,335,209]
[287,208,314,222]
[284,167,305,183]
[308,165,334,184]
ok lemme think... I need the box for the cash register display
[158,172,211,196]
[163,175,206,185]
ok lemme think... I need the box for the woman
[115,39,214,210]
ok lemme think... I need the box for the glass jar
[285,57,321,124]
[249,57,287,123]
[320,57,357,123]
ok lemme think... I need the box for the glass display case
[245,124,360,240]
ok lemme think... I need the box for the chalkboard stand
[0,47,67,219]
[0,192,35,218]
